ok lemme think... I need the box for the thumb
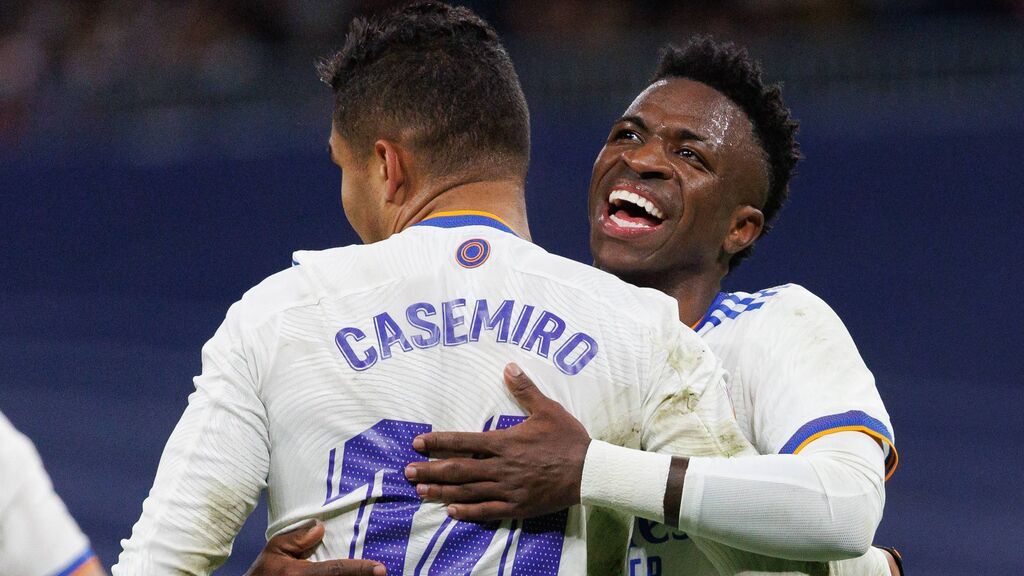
[272,519,326,557]
[503,363,548,415]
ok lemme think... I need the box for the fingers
[405,457,498,484]
[415,481,505,503]
[503,363,549,415]
[447,501,521,523]
[413,431,497,457]
[303,560,386,576]
[268,520,326,558]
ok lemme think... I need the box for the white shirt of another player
[113,212,753,576]
[629,284,898,576]
[0,411,98,576]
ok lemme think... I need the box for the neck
[390,179,531,240]
[664,273,724,328]
[667,274,724,327]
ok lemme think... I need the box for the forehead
[624,78,754,147]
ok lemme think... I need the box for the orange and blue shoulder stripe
[780,410,899,480]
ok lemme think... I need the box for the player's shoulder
[513,245,683,330]
[0,412,41,502]
[227,257,323,330]
[754,283,835,314]
[754,283,849,329]
[698,283,841,333]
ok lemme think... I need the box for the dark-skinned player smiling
[247,37,902,576]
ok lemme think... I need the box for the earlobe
[725,206,764,255]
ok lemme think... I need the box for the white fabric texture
[112,222,752,576]
[630,284,896,575]
[829,545,892,576]
[680,432,885,562]
[0,411,93,576]
[580,440,671,523]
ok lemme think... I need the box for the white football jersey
[628,284,897,575]
[112,212,752,576]
[0,411,98,576]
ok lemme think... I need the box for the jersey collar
[692,291,728,332]
[412,210,519,237]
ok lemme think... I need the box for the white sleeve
[679,431,886,562]
[0,413,96,576]
[580,321,757,523]
[829,545,893,576]
[112,300,271,576]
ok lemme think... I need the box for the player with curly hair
[113,5,761,575]
[402,37,902,575]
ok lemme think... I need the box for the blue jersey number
[325,418,567,575]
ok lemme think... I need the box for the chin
[593,250,641,281]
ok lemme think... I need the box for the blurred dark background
[2,1,1022,574]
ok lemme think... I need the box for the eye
[613,129,642,143]
[676,147,705,166]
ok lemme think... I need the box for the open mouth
[606,189,665,230]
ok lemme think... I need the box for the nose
[621,141,673,180]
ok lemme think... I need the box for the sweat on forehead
[626,78,760,154]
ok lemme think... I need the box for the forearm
[114,407,267,575]
[580,440,673,522]
[677,432,885,561]
[828,546,894,576]
[581,432,885,562]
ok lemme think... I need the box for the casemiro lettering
[335,298,598,375]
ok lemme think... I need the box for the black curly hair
[653,37,801,270]
[317,1,530,182]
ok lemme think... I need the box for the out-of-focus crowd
[2,0,1021,145]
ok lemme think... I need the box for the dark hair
[317,1,530,182]
[654,37,801,269]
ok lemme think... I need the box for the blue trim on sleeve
[779,410,894,455]
[53,548,96,576]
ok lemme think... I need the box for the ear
[723,205,764,256]
[374,140,407,204]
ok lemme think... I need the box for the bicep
[747,297,896,473]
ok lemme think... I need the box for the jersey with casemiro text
[112,212,752,576]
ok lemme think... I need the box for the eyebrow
[617,115,708,143]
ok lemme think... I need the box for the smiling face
[589,77,770,289]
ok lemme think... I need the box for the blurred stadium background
[2,0,1022,573]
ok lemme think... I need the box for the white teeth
[609,213,652,228]
[609,189,665,220]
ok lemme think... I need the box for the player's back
[115,213,746,576]
[265,214,690,574]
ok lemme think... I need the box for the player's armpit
[406,363,590,521]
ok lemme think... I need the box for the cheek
[340,174,364,225]
[588,154,615,208]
